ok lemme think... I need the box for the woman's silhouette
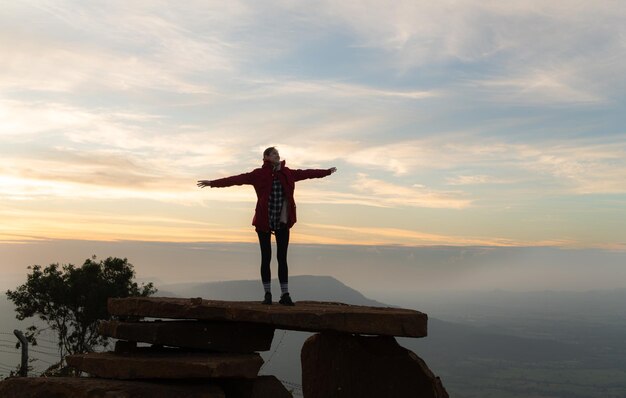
[198,147,337,305]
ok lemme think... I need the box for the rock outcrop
[301,333,448,398]
[66,348,264,379]
[99,320,275,353]
[108,297,427,337]
[0,377,225,398]
[0,296,445,397]
[219,376,294,398]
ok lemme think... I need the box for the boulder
[0,377,225,398]
[66,348,263,379]
[218,375,293,398]
[108,297,427,337]
[301,333,448,398]
[114,340,138,353]
[100,320,275,353]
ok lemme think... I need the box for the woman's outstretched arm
[292,167,337,182]
[197,171,255,188]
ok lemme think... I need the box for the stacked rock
[0,296,448,397]
[103,296,448,398]
[65,297,292,398]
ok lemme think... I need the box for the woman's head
[263,147,280,164]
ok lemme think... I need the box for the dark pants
[257,227,290,284]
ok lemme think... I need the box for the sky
[1,1,625,254]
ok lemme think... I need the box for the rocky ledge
[0,377,225,398]
[66,348,264,379]
[108,297,428,337]
[1,296,443,398]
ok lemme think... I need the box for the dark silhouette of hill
[158,275,387,307]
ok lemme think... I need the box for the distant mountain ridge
[158,275,387,307]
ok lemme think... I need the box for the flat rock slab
[0,377,225,398]
[99,320,275,352]
[66,348,263,380]
[109,297,427,337]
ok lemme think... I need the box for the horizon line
[1,236,624,252]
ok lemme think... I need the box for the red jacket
[210,160,332,232]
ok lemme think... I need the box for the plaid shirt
[268,176,284,231]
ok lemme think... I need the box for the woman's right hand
[197,180,213,188]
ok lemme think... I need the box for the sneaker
[279,293,295,306]
[262,292,272,305]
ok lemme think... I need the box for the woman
[197,147,337,305]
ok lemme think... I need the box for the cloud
[516,141,626,194]
[313,1,625,65]
[446,175,511,185]
[300,1,625,105]
[469,67,605,105]
[342,135,511,175]
[0,100,165,149]
[238,79,438,101]
[4,95,624,210]
[0,98,246,165]
[340,136,626,195]
[0,2,251,96]
[204,135,626,200]
[4,1,624,108]
[0,35,216,95]
[351,174,471,209]
[299,222,571,247]
[0,1,623,249]
[0,206,251,243]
